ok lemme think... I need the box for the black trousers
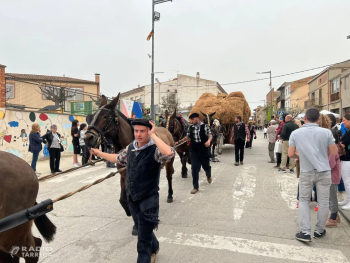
[81,145,90,165]
[127,194,159,263]
[49,148,61,171]
[276,153,289,167]
[191,150,211,189]
[234,139,245,162]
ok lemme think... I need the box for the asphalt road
[32,131,350,263]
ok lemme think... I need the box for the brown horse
[85,94,176,221]
[163,110,190,178]
[0,152,56,263]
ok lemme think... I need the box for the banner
[122,100,143,118]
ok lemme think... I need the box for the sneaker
[289,169,294,174]
[234,162,239,166]
[190,189,199,194]
[338,200,349,206]
[326,219,337,228]
[314,204,318,211]
[342,203,350,210]
[240,161,244,165]
[55,169,62,173]
[273,165,280,169]
[73,163,80,168]
[268,160,275,163]
[313,229,326,239]
[207,177,212,184]
[35,172,41,176]
[278,168,286,173]
[77,162,82,166]
[51,170,56,174]
[296,231,311,242]
[151,248,160,263]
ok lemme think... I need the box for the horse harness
[87,106,119,147]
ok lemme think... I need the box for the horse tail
[34,214,57,243]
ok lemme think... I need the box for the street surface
[31,131,350,263]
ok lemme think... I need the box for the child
[79,123,92,166]
[326,129,342,227]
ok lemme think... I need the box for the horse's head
[164,109,182,138]
[201,111,216,126]
[85,94,120,148]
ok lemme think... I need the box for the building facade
[306,59,350,116]
[341,68,350,115]
[290,76,314,110]
[120,73,227,115]
[4,68,100,114]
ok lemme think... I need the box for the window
[66,87,83,101]
[331,77,340,94]
[5,84,14,99]
[344,76,350,90]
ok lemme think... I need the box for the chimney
[196,72,200,79]
[0,64,6,108]
[95,73,100,83]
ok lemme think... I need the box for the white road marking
[232,164,256,220]
[158,232,349,263]
[275,172,299,209]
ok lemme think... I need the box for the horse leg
[165,158,174,203]
[0,250,19,263]
[178,152,187,178]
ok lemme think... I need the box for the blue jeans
[31,153,39,172]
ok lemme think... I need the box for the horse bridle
[86,106,119,147]
[166,116,185,140]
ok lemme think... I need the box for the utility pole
[150,0,172,121]
[257,70,272,120]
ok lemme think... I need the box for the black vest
[234,123,247,141]
[189,124,208,152]
[126,143,162,201]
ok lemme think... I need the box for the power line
[183,63,335,88]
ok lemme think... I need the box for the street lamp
[257,71,272,120]
[150,0,173,121]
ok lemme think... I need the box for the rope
[52,167,126,203]
[38,159,104,182]
[39,148,126,182]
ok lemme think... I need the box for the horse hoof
[132,226,138,236]
[167,197,173,203]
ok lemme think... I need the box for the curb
[339,209,350,224]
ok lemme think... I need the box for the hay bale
[190,92,251,124]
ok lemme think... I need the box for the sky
[1,0,350,111]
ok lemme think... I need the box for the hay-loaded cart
[190,92,251,144]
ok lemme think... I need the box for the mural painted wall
[0,108,86,161]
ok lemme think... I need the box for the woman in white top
[42,124,63,174]
[264,125,268,139]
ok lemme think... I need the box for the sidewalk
[339,206,350,224]
[29,155,105,177]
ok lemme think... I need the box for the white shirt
[264,128,267,133]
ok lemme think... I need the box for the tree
[37,83,76,106]
[160,92,181,114]
[288,107,305,118]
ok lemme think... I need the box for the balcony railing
[304,98,324,108]
[331,92,340,102]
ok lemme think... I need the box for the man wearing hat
[176,112,213,194]
[91,119,175,263]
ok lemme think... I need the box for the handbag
[60,144,64,152]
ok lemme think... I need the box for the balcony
[331,92,340,102]
[304,98,324,108]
